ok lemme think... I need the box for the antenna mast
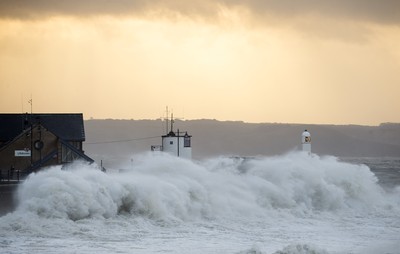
[28,95,33,115]
[165,106,169,134]
[170,113,174,133]
[21,94,24,113]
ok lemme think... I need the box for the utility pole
[28,97,33,170]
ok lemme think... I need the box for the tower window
[184,137,191,147]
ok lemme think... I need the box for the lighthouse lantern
[301,129,311,153]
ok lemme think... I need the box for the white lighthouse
[151,113,192,159]
[301,129,311,153]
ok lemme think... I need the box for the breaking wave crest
[14,152,400,221]
[237,244,329,254]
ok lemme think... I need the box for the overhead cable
[85,136,159,145]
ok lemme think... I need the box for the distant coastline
[84,119,400,165]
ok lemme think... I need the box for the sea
[0,152,399,254]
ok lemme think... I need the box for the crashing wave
[13,152,399,221]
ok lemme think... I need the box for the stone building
[0,113,93,181]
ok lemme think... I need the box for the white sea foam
[1,152,399,254]
[13,152,400,221]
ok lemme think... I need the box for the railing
[0,169,30,184]
[59,139,94,163]
[28,149,58,172]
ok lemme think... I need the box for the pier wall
[0,184,18,216]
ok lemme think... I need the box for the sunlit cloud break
[0,0,399,125]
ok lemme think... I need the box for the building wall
[0,125,59,173]
[162,136,192,159]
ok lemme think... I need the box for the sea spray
[245,153,387,212]
[13,152,399,221]
[17,161,125,220]
[237,244,329,254]
[272,244,329,254]
[1,153,399,254]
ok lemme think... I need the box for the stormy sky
[0,1,399,124]
[1,0,399,24]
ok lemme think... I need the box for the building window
[61,144,80,163]
[69,141,82,151]
[184,137,191,147]
[170,141,173,145]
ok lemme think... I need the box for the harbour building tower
[151,114,192,160]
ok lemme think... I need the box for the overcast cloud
[0,0,399,25]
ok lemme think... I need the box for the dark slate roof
[0,113,85,142]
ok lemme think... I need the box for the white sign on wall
[15,150,31,157]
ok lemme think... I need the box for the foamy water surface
[1,152,399,254]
